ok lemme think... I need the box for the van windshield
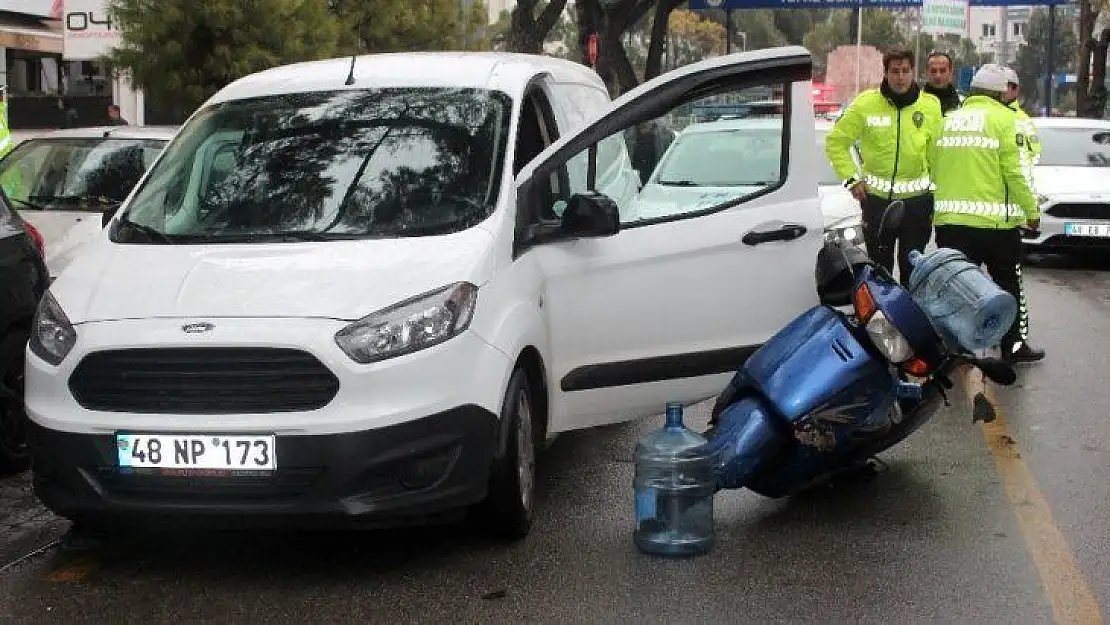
[114,87,512,243]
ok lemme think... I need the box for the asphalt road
[0,253,1107,624]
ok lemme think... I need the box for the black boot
[1004,341,1045,364]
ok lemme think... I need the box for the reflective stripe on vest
[863,173,932,195]
[934,200,1021,217]
[934,135,1001,150]
[1018,145,1035,191]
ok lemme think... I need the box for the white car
[0,125,177,277]
[816,120,865,248]
[1021,117,1110,254]
[25,48,827,538]
[634,118,864,248]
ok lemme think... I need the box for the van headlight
[29,292,77,366]
[864,310,913,364]
[335,282,478,364]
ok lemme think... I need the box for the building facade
[967,4,1078,65]
[1,0,145,128]
[968,6,1028,65]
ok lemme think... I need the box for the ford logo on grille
[182,322,215,334]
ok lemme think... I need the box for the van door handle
[742,224,807,246]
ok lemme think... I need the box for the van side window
[558,82,788,225]
[513,89,558,175]
[514,86,564,222]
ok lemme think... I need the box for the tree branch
[536,0,569,37]
[644,0,676,80]
[602,26,639,93]
[609,0,641,29]
[622,0,656,31]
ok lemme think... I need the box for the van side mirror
[561,192,620,238]
[525,192,621,248]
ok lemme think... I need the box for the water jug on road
[633,402,717,557]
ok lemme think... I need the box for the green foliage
[802,9,908,75]
[107,0,342,114]
[1015,7,1078,107]
[106,0,492,118]
[695,8,790,51]
[331,0,492,54]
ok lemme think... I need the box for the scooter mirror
[878,200,906,243]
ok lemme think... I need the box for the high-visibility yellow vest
[0,92,12,160]
[932,95,1038,230]
[1008,100,1041,191]
[825,86,944,199]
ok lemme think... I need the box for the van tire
[473,366,535,540]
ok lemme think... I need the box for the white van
[25,47,826,539]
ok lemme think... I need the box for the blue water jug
[633,402,717,557]
[906,248,1018,351]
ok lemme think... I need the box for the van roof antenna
[344,54,357,86]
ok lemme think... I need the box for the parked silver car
[0,125,177,277]
[1021,117,1110,255]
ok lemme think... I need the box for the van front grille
[68,348,340,414]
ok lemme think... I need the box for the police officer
[825,46,944,285]
[1002,67,1041,187]
[0,86,12,160]
[923,50,962,115]
[930,64,1045,364]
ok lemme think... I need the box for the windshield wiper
[389,222,467,237]
[116,217,174,244]
[29,194,121,207]
[7,197,47,211]
[657,179,700,186]
[274,231,332,242]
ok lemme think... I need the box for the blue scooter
[705,201,1019,495]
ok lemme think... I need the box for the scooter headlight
[824,219,865,248]
[865,310,914,364]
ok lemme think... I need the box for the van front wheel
[474,366,536,540]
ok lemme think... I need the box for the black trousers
[934,225,1029,352]
[861,192,934,286]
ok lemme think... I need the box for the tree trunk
[643,0,674,81]
[1087,28,1110,118]
[576,0,603,65]
[602,22,640,94]
[1077,0,1098,115]
[600,0,652,96]
[507,0,543,53]
[507,0,569,54]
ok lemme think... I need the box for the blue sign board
[957,66,974,92]
[687,0,1073,9]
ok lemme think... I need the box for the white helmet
[970,64,1009,93]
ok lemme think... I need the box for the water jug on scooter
[704,200,1019,496]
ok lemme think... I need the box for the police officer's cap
[970,64,1010,93]
[1002,66,1020,86]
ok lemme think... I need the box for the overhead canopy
[0,14,63,55]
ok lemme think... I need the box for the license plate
[116,433,276,470]
[1065,223,1110,237]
